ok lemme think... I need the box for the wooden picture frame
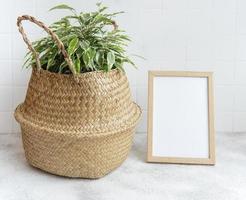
[147,71,215,165]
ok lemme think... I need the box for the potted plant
[15,3,141,178]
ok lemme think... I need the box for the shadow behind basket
[14,15,141,178]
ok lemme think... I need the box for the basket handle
[17,15,76,75]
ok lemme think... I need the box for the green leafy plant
[24,3,136,74]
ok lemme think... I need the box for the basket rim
[15,102,141,138]
[32,66,121,78]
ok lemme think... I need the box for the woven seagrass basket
[14,15,141,178]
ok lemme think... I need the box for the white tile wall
[1,0,246,133]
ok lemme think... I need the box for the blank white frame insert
[147,71,215,165]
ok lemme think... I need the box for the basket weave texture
[15,68,141,178]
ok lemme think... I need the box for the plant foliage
[24,3,136,74]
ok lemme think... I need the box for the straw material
[15,68,141,178]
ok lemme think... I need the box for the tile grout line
[232,0,239,132]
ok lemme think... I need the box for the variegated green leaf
[107,51,115,71]
[68,37,79,56]
[49,4,75,12]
